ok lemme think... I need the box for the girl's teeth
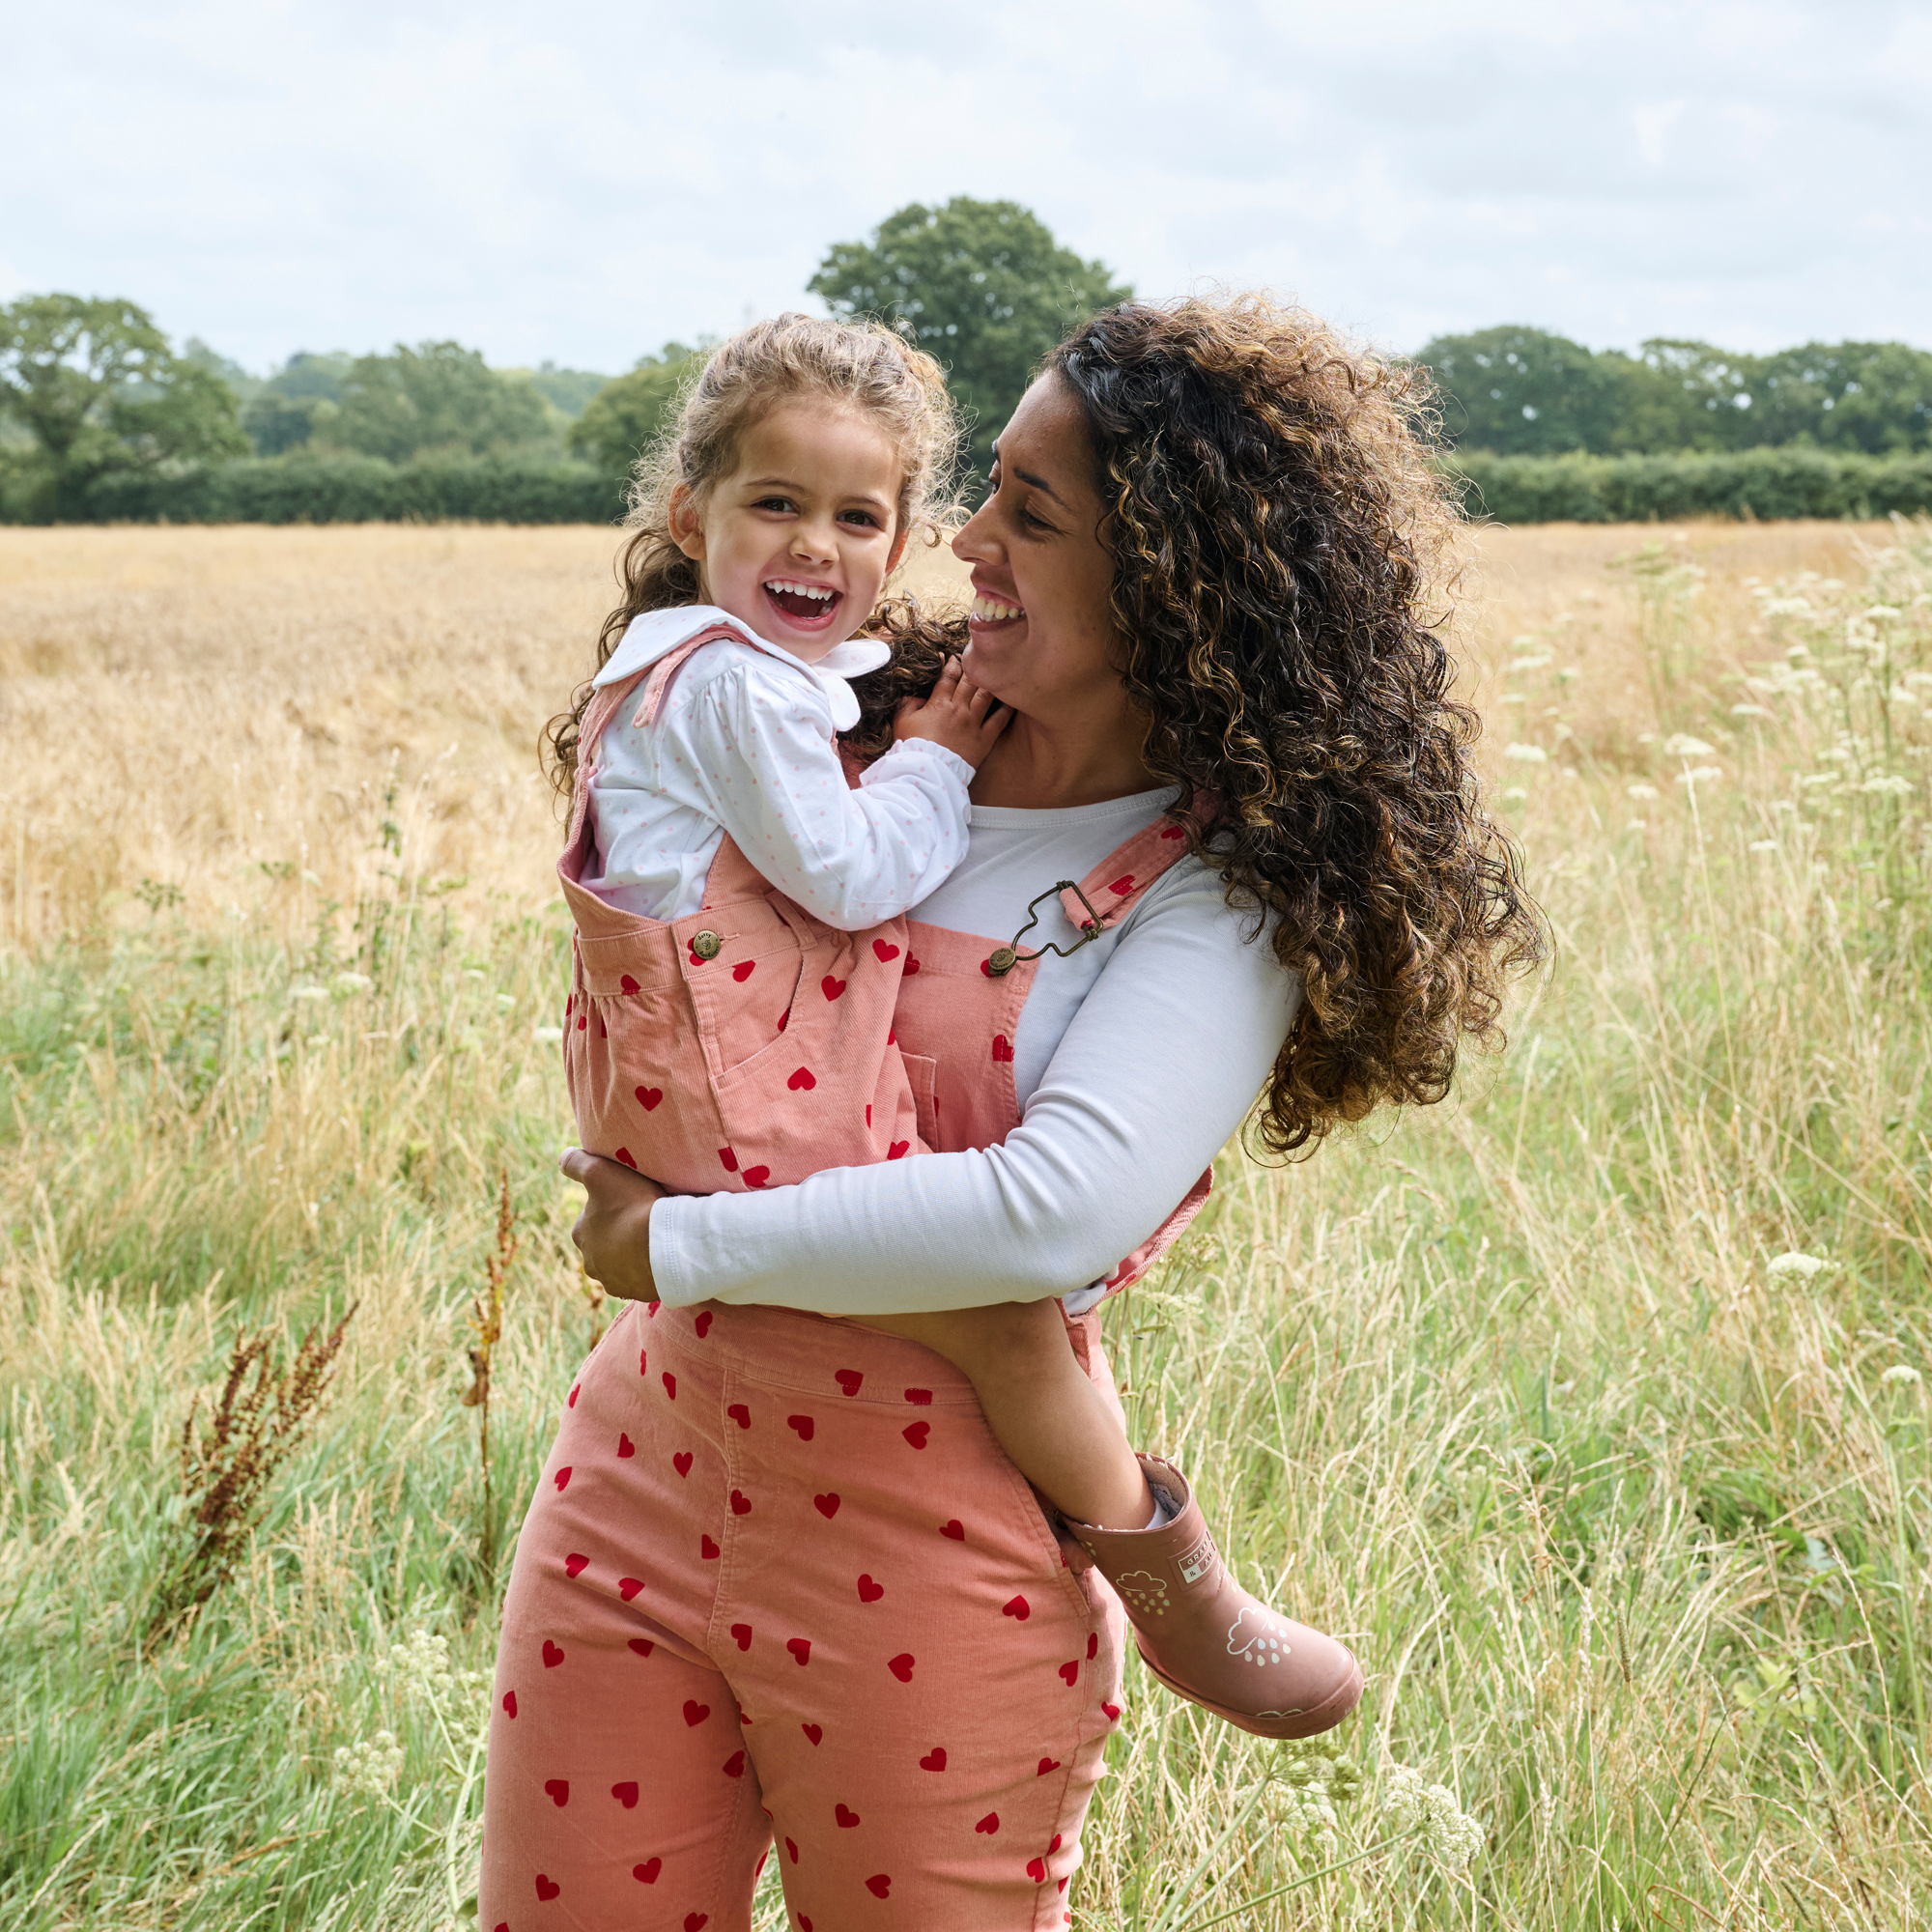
[764,580,837,601]
[971,595,1024,622]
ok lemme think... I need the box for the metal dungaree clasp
[985,879,1108,977]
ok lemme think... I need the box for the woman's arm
[638,864,1298,1316]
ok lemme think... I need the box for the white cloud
[2,0,1926,373]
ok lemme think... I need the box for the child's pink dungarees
[482,688,1210,1930]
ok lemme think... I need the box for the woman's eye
[1019,505,1051,533]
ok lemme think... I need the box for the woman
[481,296,1541,1931]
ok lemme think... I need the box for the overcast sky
[5,0,1927,376]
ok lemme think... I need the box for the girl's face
[672,402,907,662]
[952,375,1123,717]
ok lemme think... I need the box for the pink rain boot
[1065,1456,1363,1741]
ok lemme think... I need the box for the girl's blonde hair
[546,312,962,792]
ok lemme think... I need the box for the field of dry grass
[2,517,1930,1930]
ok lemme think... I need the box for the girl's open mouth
[763,579,843,628]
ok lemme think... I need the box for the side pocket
[900,1052,937,1149]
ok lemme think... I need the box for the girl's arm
[637,863,1297,1315]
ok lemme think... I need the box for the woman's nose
[952,498,999,562]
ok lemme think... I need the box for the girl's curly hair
[545,311,961,792]
[1045,296,1545,1154]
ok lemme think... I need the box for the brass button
[986,944,1017,976]
[690,929,723,960]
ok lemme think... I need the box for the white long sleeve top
[649,787,1302,1317]
[581,606,975,925]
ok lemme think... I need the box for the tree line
[3,196,1927,526]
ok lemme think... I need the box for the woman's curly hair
[1045,296,1545,1154]
[545,312,961,793]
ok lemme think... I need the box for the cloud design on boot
[1226,1605,1293,1665]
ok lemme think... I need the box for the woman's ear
[668,484,706,562]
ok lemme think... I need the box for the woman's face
[952,375,1123,717]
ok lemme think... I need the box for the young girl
[548,312,1360,1740]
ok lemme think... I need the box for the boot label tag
[1178,1533,1217,1586]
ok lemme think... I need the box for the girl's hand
[559,1149,667,1302]
[893,657,1010,769]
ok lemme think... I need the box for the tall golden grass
[1,518,1928,1929]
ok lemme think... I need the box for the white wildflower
[496,992,516,1010]
[1748,839,1778,853]
[1675,766,1724,787]
[1384,1765,1484,1871]
[1627,819,1648,832]
[532,1025,564,1045]
[331,972,373,997]
[1504,743,1548,764]
[332,1729,403,1797]
[1502,786,1527,803]
[1880,1365,1921,1387]
[1768,1251,1833,1280]
[1508,652,1554,673]
[1662,733,1716,758]
[1626,782,1660,800]
[1864,605,1901,621]
[1730,703,1771,718]
[389,1629,456,1701]
[291,984,329,1003]
[1861,775,1914,797]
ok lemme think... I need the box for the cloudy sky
[5,0,1927,376]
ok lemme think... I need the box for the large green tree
[324,342,556,462]
[1416,327,1640,456]
[1748,341,1932,453]
[0,295,247,517]
[810,198,1131,471]
[568,343,708,478]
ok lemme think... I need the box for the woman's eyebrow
[989,444,1066,508]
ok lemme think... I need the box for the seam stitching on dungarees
[700,1352,757,1916]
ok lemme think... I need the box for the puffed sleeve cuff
[858,738,976,796]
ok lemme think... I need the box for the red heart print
[1037,1756,1062,1775]
[723,1748,746,1778]
[672,1451,693,1477]
[1026,1857,1046,1883]
[866,1876,892,1899]
[619,973,640,994]
[1102,1701,1122,1720]
[821,975,846,1001]
[887,1026,895,1044]
[501,1690,517,1718]
[1162,824,1185,839]
[776,1009,788,1032]
[786,1835,799,1861]
[813,1492,840,1518]
[577,1012,587,1029]
[975,1812,999,1834]
[617,1433,635,1458]
[980,957,994,978]
[787,1065,816,1092]
[801,1723,822,1746]
[786,1414,815,1440]
[787,1637,811,1666]
[872,938,899,962]
[888,1140,910,1159]
[1058,1660,1079,1687]
[730,1623,753,1651]
[866,1103,872,1127]
[732,960,755,982]
[1050,1835,1063,1852]
[857,1575,884,1603]
[684,1916,707,1932]
[904,955,921,975]
[553,1465,572,1492]
[683,1699,710,1727]
[628,1637,654,1657]
[902,1421,929,1449]
[1087,1632,1098,1661]
[700,1533,721,1559]
[694,1310,713,1338]
[726,1403,751,1429]
[614,1147,637,1169]
[639,1349,648,1375]
[991,1034,1014,1063]
[718,1147,738,1172]
[835,1369,864,1396]
[633,1857,661,1883]
[835,1804,861,1828]
[563,1553,588,1578]
[536,1873,561,1901]
[888,1653,915,1682]
[904,1387,933,1406]
[542,1639,564,1668]
[611,1780,639,1807]
[941,1519,965,1541]
[564,993,573,1015]
[687,941,707,966]
[730,1490,752,1516]
[662,1372,677,1400]
[920,1747,947,1771]
[637,1085,663,1111]
[545,1778,570,1806]
[1109,873,1135,895]
[567,1383,579,1407]
[743,1166,771,1188]
[1002,1594,1030,1621]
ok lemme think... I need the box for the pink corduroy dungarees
[479,635,1210,1931]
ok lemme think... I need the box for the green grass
[3,530,1930,1928]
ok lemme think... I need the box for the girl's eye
[753,496,796,514]
[839,509,881,529]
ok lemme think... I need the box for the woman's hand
[559,1149,667,1303]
